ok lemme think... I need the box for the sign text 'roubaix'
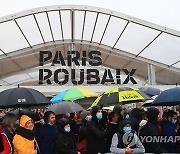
[39,50,137,85]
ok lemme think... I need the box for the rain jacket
[1,126,14,154]
[0,124,3,152]
[54,118,77,154]
[86,106,106,154]
[161,119,179,153]
[37,111,58,154]
[13,115,37,154]
[139,107,161,153]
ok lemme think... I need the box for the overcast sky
[0,0,180,31]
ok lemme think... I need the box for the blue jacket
[162,120,176,137]
[161,120,178,153]
[37,124,58,154]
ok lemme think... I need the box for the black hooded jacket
[139,107,161,153]
[105,122,118,152]
[86,106,106,154]
[116,119,136,149]
[130,108,144,132]
[54,118,77,154]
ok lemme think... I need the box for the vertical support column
[148,64,156,85]
[68,9,75,85]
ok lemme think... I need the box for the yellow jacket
[13,115,36,154]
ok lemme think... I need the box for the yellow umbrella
[91,87,151,107]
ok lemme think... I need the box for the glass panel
[61,11,71,40]
[140,33,180,65]
[114,23,160,55]
[92,14,110,43]
[83,12,98,41]
[101,16,128,47]
[74,11,84,40]
[35,12,53,42]
[0,21,29,54]
[48,11,62,41]
[16,15,43,46]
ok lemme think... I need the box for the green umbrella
[51,87,98,103]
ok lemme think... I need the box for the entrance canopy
[0,5,180,86]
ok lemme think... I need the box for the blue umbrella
[139,87,161,97]
[152,87,180,106]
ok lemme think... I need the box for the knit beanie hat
[80,110,89,119]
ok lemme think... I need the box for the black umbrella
[8,109,39,120]
[0,87,50,108]
[47,101,83,115]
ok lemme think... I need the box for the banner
[39,50,137,85]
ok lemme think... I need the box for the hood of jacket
[43,111,55,124]
[119,119,133,132]
[147,107,159,125]
[57,118,69,132]
[20,115,32,128]
[91,105,101,121]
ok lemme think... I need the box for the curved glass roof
[0,5,180,86]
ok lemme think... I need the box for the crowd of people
[0,106,180,154]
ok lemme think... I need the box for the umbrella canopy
[0,87,50,108]
[50,87,98,103]
[8,109,39,120]
[142,95,158,107]
[152,87,180,106]
[47,101,83,115]
[139,87,161,97]
[142,101,153,107]
[91,87,151,107]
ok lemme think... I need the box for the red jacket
[1,133,12,154]
[0,124,3,152]
[0,126,13,154]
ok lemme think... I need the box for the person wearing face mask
[161,110,178,153]
[36,111,58,154]
[139,107,162,154]
[13,115,38,154]
[86,105,106,154]
[1,113,17,154]
[77,110,91,154]
[110,119,145,154]
[54,118,80,154]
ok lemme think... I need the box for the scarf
[15,126,36,140]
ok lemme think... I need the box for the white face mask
[87,115,92,121]
[40,119,45,125]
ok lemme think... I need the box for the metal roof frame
[0,5,180,86]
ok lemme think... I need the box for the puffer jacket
[13,115,37,154]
